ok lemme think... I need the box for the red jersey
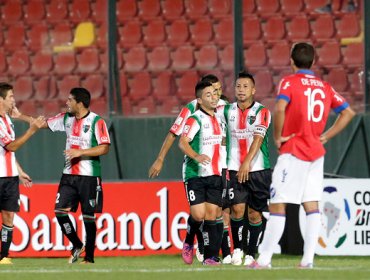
[277,69,349,161]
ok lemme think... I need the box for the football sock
[257,213,286,266]
[1,224,13,259]
[203,220,218,259]
[184,215,202,246]
[221,226,231,258]
[55,210,83,249]
[230,217,244,250]
[301,210,321,265]
[83,214,96,261]
[216,216,224,256]
[195,226,204,254]
[247,220,263,258]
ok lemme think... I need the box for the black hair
[195,80,213,98]
[0,82,13,99]
[70,87,91,108]
[236,71,255,85]
[200,74,219,84]
[291,42,314,69]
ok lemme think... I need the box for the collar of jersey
[296,69,314,75]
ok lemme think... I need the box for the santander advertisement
[11,182,189,257]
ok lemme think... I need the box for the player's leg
[221,207,232,263]
[0,211,14,263]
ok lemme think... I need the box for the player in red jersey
[249,42,355,269]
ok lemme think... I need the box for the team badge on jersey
[247,115,256,125]
[83,125,91,133]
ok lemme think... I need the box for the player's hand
[30,116,46,130]
[19,172,33,188]
[194,154,211,166]
[320,134,328,144]
[275,133,295,148]
[237,162,250,183]
[148,158,163,178]
[9,105,22,119]
[64,149,82,160]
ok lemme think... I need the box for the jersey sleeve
[47,113,66,132]
[169,106,192,136]
[94,118,111,145]
[254,107,271,137]
[276,77,292,103]
[0,126,12,147]
[328,86,349,114]
[182,117,200,141]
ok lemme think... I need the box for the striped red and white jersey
[181,109,223,181]
[47,112,110,177]
[218,101,271,172]
[0,114,18,177]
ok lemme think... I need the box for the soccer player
[248,42,355,269]
[44,88,110,264]
[0,82,45,264]
[218,72,271,265]
[179,80,223,265]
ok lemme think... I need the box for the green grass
[1,255,370,280]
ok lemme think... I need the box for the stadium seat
[77,48,100,73]
[280,0,303,17]
[123,47,147,72]
[257,0,280,18]
[40,100,64,117]
[70,0,91,23]
[190,19,214,47]
[148,46,170,71]
[121,98,133,116]
[13,76,33,101]
[18,101,38,116]
[162,0,184,20]
[214,18,233,47]
[286,15,310,42]
[316,40,341,67]
[311,14,335,42]
[119,72,128,97]
[31,52,53,75]
[209,0,232,19]
[92,0,107,22]
[244,43,267,69]
[176,71,200,103]
[305,0,328,13]
[342,43,364,69]
[128,72,152,103]
[96,23,108,49]
[133,97,157,115]
[57,75,81,97]
[90,98,108,117]
[116,0,137,22]
[326,68,349,92]
[185,0,208,20]
[138,0,161,20]
[1,1,23,25]
[171,45,195,71]
[253,70,274,98]
[196,45,218,70]
[336,14,361,39]
[243,0,256,15]
[263,16,286,45]
[46,0,68,23]
[54,52,77,75]
[167,20,190,47]
[349,69,364,92]
[268,43,291,71]
[142,20,166,48]
[82,74,105,99]
[152,71,173,103]
[33,76,56,100]
[118,21,142,49]
[243,16,262,46]
[159,96,181,115]
[0,49,7,74]
[5,24,26,50]
[219,45,234,71]
[100,49,123,73]
[27,23,50,52]
[7,50,30,75]
[24,0,46,23]
[50,22,73,47]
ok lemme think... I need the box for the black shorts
[184,175,223,207]
[221,169,231,210]
[229,169,271,212]
[55,174,103,214]
[0,177,20,212]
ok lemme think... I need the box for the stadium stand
[142,20,166,47]
[24,0,46,24]
[1,1,23,25]
[185,0,208,20]
[7,49,30,75]
[46,0,68,23]
[148,46,171,71]
[195,45,218,70]
[167,20,190,47]
[209,0,232,19]
[162,0,184,20]
[70,0,91,23]
[116,0,138,23]
[31,52,53,75]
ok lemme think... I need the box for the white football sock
[301,211,320,266]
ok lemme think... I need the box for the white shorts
[270,154,324,204]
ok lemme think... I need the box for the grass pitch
[0,255,369,280]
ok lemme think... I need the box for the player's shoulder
[184,99,198,112]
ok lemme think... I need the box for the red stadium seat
[54,52,77,75]
[13,76,33,101]
[57,75,81,97]
[263,16,286,45]
[90,98,108,117]
[305,0,328,13]
[34,76,56,100]
[123,47,147,72]
[176,71,200,103]
[257,0,280,18]
[253,70,274,98]
[148,46,171,71]
[0,49,7,74]
[349,69,364,92]
[133,97,157,115]
[196,45,218,70]
[27,23,50,52]
[50,23,73,47]
[268,43,291,71]
[185,0,208,20]
[152,71,173,102]
[162,0,184,20]
[116,0,137,22]
[96,23,108,49]
[209,0,232,19]
[280,0,304,17]
[190,19,214,47]
[286,15,310,42]
[214,18,233,47]
[311,14,335,42]
[167,20,190,47]
[18,101,38,116]
[171,45,195,71]
[128,72,152,103]
[31,52,53,75]
[92,0,107,22]
[159,96,181,115]
[7,50,30,75]
[5,24,26,50]
[46,0,68,23]
[40,100,64,117]
[342,43,364,69]
[336,14,361,39]
[316,40,341,67]
[243,0,256,15]
[70,0,91,23]
[326,68,349,92]
[77,48,100,73]
[82,74,105,99]
[121,98,133,116]
[244,43,267,69]
[24,0,46,23]
[219,45,234,71]
[119,72,128,97]
[1,1,23,25]
[142,20,166,47]
[118,21,142,49]
[243,16,262,46]
[138,0,161,20]
[100,49,123,73]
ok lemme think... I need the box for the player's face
[1,90,15,113]
[235,78,255,102]
[198,86,218,111]
[212,81,222,99]
[66,94,78,114]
